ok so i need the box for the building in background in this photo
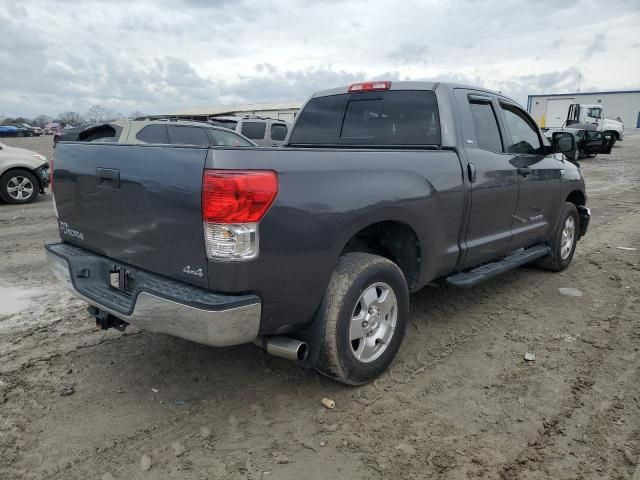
[527,90,640,129]
[147,101,303,123]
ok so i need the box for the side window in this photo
[135,124,168,144]
[240,122,266,140]
[270,123,288,141]
[468,101,503,152]
[208,129,253,147]
[167,126,211,146]
[500,104,542,154]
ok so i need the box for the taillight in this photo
[202,170,278,261]
[348,81,391,92]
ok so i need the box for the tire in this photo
[316,252,409,385]
[0,170,39,204]
[535,202,579,272]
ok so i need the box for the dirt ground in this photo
[1,134,639,480]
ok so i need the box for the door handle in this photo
[517,167,532,178]
[467,163,476,183]
[97,168,120,188]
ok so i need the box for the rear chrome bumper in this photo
[46,242,261,347]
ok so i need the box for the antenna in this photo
[577,72,581,93]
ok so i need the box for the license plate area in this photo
[109,264,136,296]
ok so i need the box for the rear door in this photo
[454,89,519,268]
[53,142,210,287]
[498,101,562,250]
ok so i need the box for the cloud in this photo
[0,0,639,118]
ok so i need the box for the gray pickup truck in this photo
[46,81,612,384]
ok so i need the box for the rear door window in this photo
[167,126,211,146]
[240,122,266,140]
[135,124,168,144]
[270,123,288,141]
[289,90,440,146]
[469,101,503,152]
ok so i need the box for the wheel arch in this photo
[338,220,422,291]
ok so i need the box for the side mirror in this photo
[552,131,576,155]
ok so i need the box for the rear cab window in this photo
[240,122,267,140]
[289,90,440,147]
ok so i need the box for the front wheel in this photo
[316,253,409,385]
[535,202,579,272]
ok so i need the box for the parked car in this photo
[0,142,49,204]
[0,126,21,138]
[74,119,257,147]
[16,123,42,136]
[43,123,60,135]
[207,115,291,147]
[543,126,614,160]
[46,81,613,384]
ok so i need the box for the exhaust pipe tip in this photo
[255,336,309,362]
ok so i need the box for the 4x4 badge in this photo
[182,266,204,278]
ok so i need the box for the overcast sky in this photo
[1,0,639,118]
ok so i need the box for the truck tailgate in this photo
[53,142,210,288]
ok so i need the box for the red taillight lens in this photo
[202,170,278,223]
[348,81,391,92]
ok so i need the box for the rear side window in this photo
[208,129,253,147]
[167,126,211,146]
[270,123,288,141]
[289,90,440,146]
[469,101,503,152]
[240,122,266,140]
[135,124,168,143]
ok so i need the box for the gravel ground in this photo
[1,135,639,480]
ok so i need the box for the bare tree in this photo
[128,110,146,120]
[85,105,121,123]
[32,115,52,128]
[58,111,85,126]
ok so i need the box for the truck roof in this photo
[310,80,520,106]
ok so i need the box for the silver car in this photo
[0,142,49,204]
[72,119,257,148]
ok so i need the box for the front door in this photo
[498,102,562,250]
[454,89,519,268]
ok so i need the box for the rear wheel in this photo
[535,202,579,272]
[316,253,409,385]
[0,170,39,204]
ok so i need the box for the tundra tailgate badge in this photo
[58,221,84,240]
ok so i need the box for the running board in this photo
[446,245,550,289]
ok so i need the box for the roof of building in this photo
[158,101,304,117]
[528,89,640,99]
